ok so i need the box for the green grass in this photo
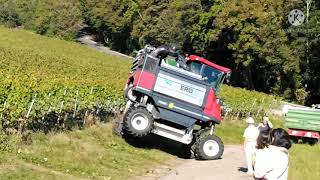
[216,120,247,145]
[289,144,320,180]
[216,115,284,145]
[0,123,173,180]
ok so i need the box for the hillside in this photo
[0,26,130,92]
[0,124,175,180]
[0,26,131,125]
[0,26,318,180]
[0,26,282,128]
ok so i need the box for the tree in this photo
[193,0,304,101]
[31,0,83,40]
[80,0,139,53]
[0,0,21,27]
[132,0,203,52]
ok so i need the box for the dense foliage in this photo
[0,0,83,40]
[78,0,320,105]
[0,0,320,104]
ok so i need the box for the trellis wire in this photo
[0,85,124,133]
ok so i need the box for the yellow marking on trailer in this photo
[168,103,175,109]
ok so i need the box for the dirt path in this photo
[137,145,252,180]
[77,35,132,60]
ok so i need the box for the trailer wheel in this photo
[123,107,153,137]
[302,137,318,146]
[309,139,318,145]
[194,134,224,160]
[290,136,299,144]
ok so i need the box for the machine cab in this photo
[186,55,231,93]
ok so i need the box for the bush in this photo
[0,0,21,27]
[0,131,13,152]
[0,0,83,40]
[31,0,83,40]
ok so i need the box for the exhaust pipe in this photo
[150,47,169,58]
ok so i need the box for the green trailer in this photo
[284,106,320,144]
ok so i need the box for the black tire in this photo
[309,139,319,146]
[290,136,299,144]
[123,107,153,137]
[194,134,224,160]
[302,137,318,146]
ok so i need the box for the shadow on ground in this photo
[238,167,248,173]
[123,134,193,159]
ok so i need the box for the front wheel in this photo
[123,107,154,137]
[290,136,299,144]
[194,134,224,160]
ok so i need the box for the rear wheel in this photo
[123,107,153,137]
[302,137,319,146]
[194,134,224,160]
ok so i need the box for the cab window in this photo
[188,61,223,89]
[189,61,202,74]
[201,65,223,88]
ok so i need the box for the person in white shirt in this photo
[243,117,259,175]
[253,128,292,180]
[252,130,271,168]
[257,116,273,132]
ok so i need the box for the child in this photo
[243,117,259,175]
[252,130,271,167]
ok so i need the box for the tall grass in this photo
[0,123,173,180]
[289,144,320,180]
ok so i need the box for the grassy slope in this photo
[0,124,173,180]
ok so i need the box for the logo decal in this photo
[165,79,173,86]
[180,85,194,94]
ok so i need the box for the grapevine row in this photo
[0,85,125,131]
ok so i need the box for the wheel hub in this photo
[131,113,149,131]
[203,140,220,157]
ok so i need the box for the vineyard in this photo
[220,85,280,120]
[0,26,130,132]
[0,26,281,135]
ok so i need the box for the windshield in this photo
[188,61,224,88]
[202,65,223,87]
